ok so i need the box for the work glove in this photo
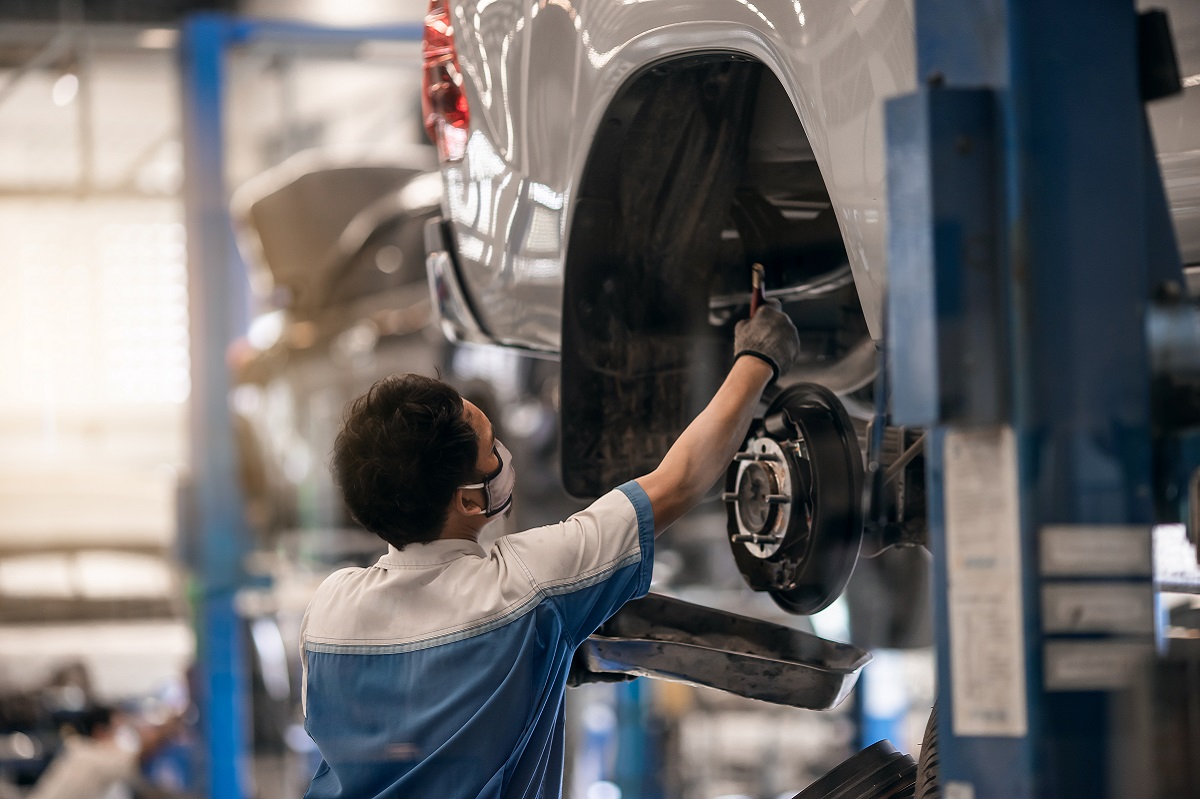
[733,299,801,381]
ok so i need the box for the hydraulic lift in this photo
[880,0,1199,797]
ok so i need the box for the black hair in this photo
[332,374,480,548]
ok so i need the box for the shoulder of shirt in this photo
[305,565,366,611]
[317,565,365,590]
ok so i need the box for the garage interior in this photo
[0,1,1198,798]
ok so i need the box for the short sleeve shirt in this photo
[300,480,655,799]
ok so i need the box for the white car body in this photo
[437,0,919,349]
[427,0,1200,492]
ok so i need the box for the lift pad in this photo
[577,593,870,710]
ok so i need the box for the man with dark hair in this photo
[332,374,484,545]
[301,303,801,798]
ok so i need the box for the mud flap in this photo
[560,60,762,496]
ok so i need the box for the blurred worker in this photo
[29,706,182,799]
[300,302,800,798]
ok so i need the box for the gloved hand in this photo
[734,299,801,380]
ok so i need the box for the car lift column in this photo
[886,1,1181,797]
[180,15,253,798]
[180,17,424,796]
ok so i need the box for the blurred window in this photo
[0,199,189,408]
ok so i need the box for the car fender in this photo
[444,0,917,349]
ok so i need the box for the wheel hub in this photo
[727,437,795,558]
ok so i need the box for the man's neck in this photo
[438,516,483,543]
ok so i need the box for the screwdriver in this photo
[750,262,766,317]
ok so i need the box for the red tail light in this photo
[422,0,469,161]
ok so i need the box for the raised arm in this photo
[635,302,800,532]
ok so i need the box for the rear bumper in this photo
[424,216,497,348]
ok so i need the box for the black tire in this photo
[791,739,916,798]
[915,703,940,799]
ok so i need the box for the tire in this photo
[790,739,916,798]
[915,703,940,799]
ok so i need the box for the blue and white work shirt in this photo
[300,481,655,799]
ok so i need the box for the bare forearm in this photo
[636,356,773,531]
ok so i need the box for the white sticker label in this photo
[1044,640,1153,691]
[1041,526,1151,576]
[1042,583,1153,634]
[1154,523,1200,591]
[944,427,1028,737]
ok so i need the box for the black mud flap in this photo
[560,59,762,496]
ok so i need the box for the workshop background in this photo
[0,2,935,798]
[0,1,1197,798]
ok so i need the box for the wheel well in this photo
[560,55,867,497]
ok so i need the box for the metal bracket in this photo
[886,87,1008,427]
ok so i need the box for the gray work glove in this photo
[734,299,801,381]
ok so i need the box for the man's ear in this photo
[454,488,485,516]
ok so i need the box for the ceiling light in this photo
[51,73,78,107]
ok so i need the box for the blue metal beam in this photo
[226,18,423,46]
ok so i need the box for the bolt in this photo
[731,534,780,544]
[734,452,778,462]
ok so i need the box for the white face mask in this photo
[459,438,515,517]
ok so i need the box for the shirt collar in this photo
[377,538,486,568]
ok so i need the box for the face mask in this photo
[460,438,515,517]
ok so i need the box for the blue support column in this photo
[887,1,1182,797]
[180,15,251,798]
[613,680,661,799]
[178,18,425,796]
[855,650,908,751]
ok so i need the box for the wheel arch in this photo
[558,48,863,496]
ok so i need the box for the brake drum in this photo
[724,383,865,615]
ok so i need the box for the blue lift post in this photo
[886,1,1183,798]
[179,16,421,796]
[180,16,253,798]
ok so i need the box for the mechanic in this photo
[299,301,800,799]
